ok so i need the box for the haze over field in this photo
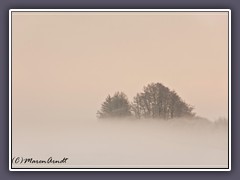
[13,117,228,168]
[12,11,229,168]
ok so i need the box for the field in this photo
[12,117,228,168]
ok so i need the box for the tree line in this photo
[97,83,195,119]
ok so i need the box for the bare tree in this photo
[131,83,194,119]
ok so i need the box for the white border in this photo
[9,9,12,172]
[228,9,231,171]
[9,9,231,171]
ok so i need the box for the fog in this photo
[13,117,228,168]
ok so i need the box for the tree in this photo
[168,90,194,118]
[131,83,194,119]
[97,92,132,119]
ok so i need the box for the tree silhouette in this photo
[97,83,195,119]
[131,83,194,119]
[97,92,132,119]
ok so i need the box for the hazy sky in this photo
[12,11,229,121]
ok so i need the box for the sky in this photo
[12,11,229,122]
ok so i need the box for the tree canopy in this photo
[131,83,194,119]
[97,83,195,120]
[97,92,132,119]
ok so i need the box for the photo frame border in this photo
[9,9,231,171]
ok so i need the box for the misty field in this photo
[13,117,228,168]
